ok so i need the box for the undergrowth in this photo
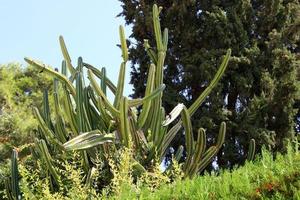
[113,142,300,200]
[3,142,299,199]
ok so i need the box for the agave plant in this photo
[18,4,254,193]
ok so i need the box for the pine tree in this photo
[118,0,300,168]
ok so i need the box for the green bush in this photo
[116,141,300,200]
[4,141,299,199]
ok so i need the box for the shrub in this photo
[126,141,300,200]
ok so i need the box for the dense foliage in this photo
[118,0,300,168]
[0,64,52,161]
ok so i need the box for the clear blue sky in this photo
[0,0,133,96]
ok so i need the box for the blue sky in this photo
[0,0,133,96]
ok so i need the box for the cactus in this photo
[5,149,21,200]
[247,139,256,161]
[17,5,257,195]
[181,108,227,178]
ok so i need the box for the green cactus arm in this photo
[174,145,184,162]
[53,79,61,116]
[128,84,166,107]
[75,58,92,132]
[128,113,142,150]
[83,62,117,94]
[5,178,14,200]
[53,79,68,143]
[42,90,52,128]
[101,67,107,95]
[181,107,194,157]
[75,71,85,132]
[114,62,126,109]
[11,149,20,200]
[188,49,231,116]
[59,36,76,75]
[155,52,166,89]
[137,64,155,128]
[193,146,218,177]
[61,59,67,75]
[162,28,168,51]
[154,108,167,156]
[135,129,149,149]
[60,60,79,134]
[188,128,206,176]
[87,99,108,130]
[97,96,114,126]
[144,40,158,64]
[119,97,131,147]
[66,133,115,151]
[24,57,76,97]
[119,25,128,62]
[152,4,163,51]
[152,4,165,88]
[148,118,167,160]
[63,130,103,147]
[63,130,115,150]
[216,122,226,149]
[36,139,60,186]
[87,69,120,116]
[247,139,256,161]
[61,85,79,135]
[83,88,94,131]
[53,123,67,144]
[160,121,182,158]
[33,107,64,150]
[181,106,195,173]
[148,103,162,143]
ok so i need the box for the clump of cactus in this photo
[6,4,255,197]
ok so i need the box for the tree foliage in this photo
[0,64,52,161]
[118,0,300,168]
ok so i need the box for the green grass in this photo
[115,144,300,200]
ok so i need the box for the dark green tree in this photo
[118,0,300,168]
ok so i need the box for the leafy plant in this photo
[114,141,300,200]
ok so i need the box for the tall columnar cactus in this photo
[17,5,257,195]
[5,149,21,200]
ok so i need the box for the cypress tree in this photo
[118,0,300,168]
